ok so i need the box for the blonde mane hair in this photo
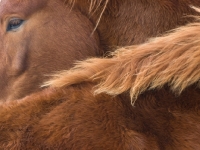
[67,0,109,32]
[44,8,200,104]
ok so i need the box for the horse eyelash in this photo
[7,18,24,32]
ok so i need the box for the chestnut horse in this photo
[1,0,200,102]
[0,16,199,149]
[0,0,101,101]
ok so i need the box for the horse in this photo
[48,12,200,102]
[0,14,199,149]
[73,0,200,50]
[1,0,200,102]
[0,0,101,101]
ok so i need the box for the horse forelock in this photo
[66,0,108,12]
[65,0,109,32]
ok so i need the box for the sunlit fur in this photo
[0,18,200,148]
[1,0,200,101]
[0,1,200,149]
[0,0,100,101]
[45,15,200,104]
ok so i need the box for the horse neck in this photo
[75,0,200,51]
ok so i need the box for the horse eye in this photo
[7,18,24,31]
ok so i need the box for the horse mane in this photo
[66,0,109,32]
[67,0,108,11]
[44,9,200,104]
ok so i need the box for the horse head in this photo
[0,0,101,101]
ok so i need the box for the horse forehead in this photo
[0,0,47,17]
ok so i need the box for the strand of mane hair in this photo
[44,12,200,104]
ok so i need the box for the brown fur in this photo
[0,13,199,149]
[0,84,199,149]
[1,0,200,101]
[0,0,100,101]
[73,0,200,50]
[46,16,200,104]
[0,1,200,149]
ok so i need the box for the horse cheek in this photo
[4,33,29,77]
